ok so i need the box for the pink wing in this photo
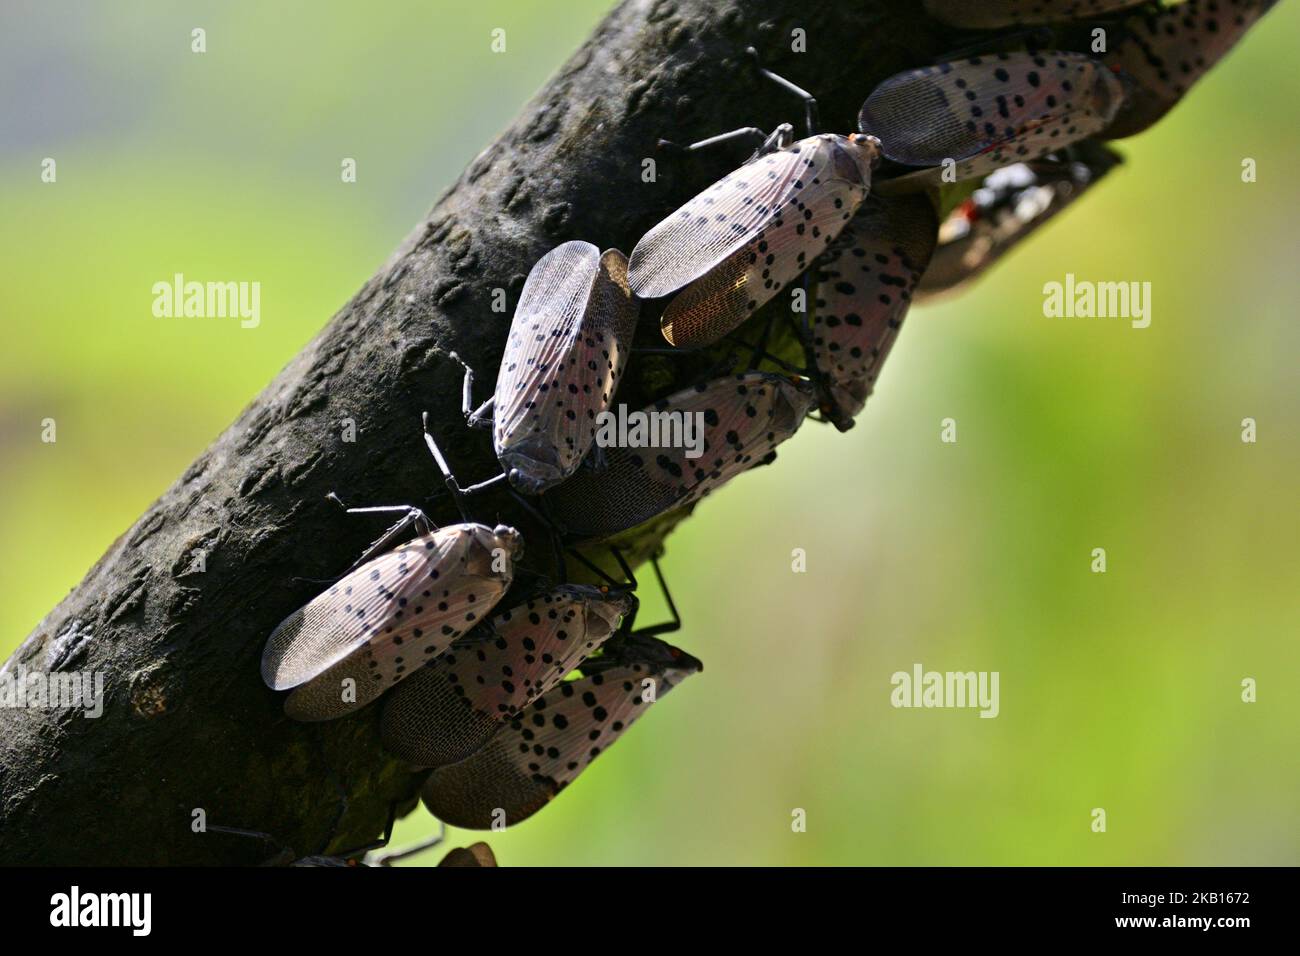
[380,586,632,767]
[811,193,937,428]
[421,637,702,828]
[261,523,520,721]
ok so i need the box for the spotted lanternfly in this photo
[543,371,817,539]
[452,240,638,496]
[1103,0,1278,139]
[918,140,1123,301]
[629,129,880,349]
[420,632,702,829]
[862,50,1124,193]
[922,0,1150,29]
[261,522,521,721]
[379,585,634,768]
[807,193,939,431]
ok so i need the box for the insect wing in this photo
[660,175,866,347]
[1104,0,1277,138]
[380,586,633,767]
[664,373,816,511]
[494,242,638,493]
[811,193,938,430]
[264,524,520,721]
[862,51,1123,191]
[545,372,816,539]
[629,136,849,301]
[922,0,1150,29]
[421,636,702,829]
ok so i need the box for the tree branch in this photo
[0,0,964,864]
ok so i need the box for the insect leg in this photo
[659,126,769,155]
[724,333,810,376]
[633,550,682,637]
[467,397,495,429]
[325,493,433,568]
[749,311,778,370]
[447,351,495,429]
[331,800,399,861]
[585,442,609,474]
[421,412,478,522]
[459,472,510,495]
[368,821,447,867]
[565,544,635,593]
[779,269,837,407]
[206,824,297,866]
[502,487,569,580]
[931,26,1055,63]
[745,47,819,136]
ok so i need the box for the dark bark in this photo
[0,0,952,864]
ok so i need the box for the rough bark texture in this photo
[0,0,955,864]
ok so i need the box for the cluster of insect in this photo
[255,0,1272,862]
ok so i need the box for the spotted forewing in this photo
[544,371,817,539]
[862,51,1123,192]
[420,633,703,829]
[922,0,1150,29]
[493,241,638,494]
[380,585,633,767]
[629,134,879,348]
[1103,0,1278,138]
[261,523,521,721]
[809,193,938,430]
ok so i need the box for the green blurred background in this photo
[2,1,1296,865]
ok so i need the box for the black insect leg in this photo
[421,412,493,523]
[749,311,778,370]
[331,800,400,861]
[205,824,297,866]
[723,332,810,376]
[932,26,1055,63]
[421,413,572,577]
[566,543,637,594]
[632,550,682,638]
[745,47,819,136]
[506,489,570,582]
[368,821,447,867]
